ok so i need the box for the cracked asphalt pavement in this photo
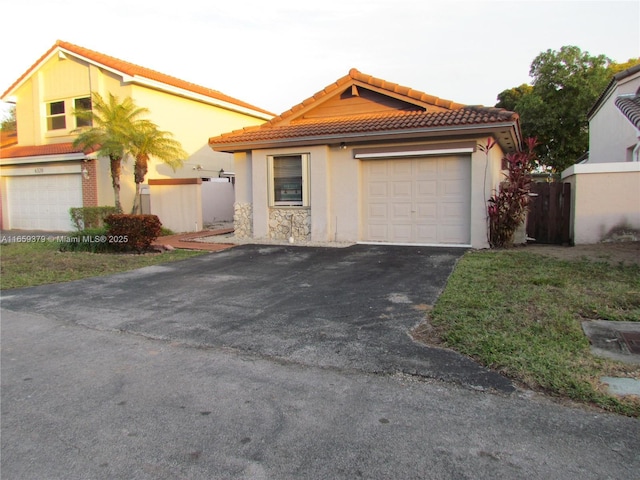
[2,244,639,479]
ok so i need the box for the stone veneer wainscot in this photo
[269,208,311,241]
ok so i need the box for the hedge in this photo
[104,214,163,253]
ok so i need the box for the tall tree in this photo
[0,104,16,131]
[128,121,186,214]
[495,46,618,172]
[73,93,149,212]
[608,58,640,75]
[495,84,532,112]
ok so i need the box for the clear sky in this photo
[1,0,638,120]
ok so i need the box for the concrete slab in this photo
[581,320,640,365]
[601,377,640,397]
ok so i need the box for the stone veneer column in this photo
[234,203,253,238]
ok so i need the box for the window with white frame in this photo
[46,96,92,131]
[268,154,310,206]
[47,101,66,130]
[74,97,92,128]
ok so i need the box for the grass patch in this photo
[0,241,206,289]
[427,250,640,417]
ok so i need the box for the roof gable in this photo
[209,68,520,152]
[2,40,273,119]
[588,63,640,120]
[267,68,464,127]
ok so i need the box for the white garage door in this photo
[7,174,83,231]
[362,156,471,245]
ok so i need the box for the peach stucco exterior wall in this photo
[563,163,640,244]
[237,137,504,248]
[6,52,269,218]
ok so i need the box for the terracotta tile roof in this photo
[266,68,465,126]
[209,68,518,151]
[0,142,92,159]
[210,106,518,147]
[615,94,640,130]
[0,130,17,148]
[2,40,274,117]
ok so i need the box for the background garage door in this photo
[7,174,82,231]
[362,156,471,244]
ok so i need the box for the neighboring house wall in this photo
[562,162,640,244]
[562,65,640,245]
[1,41,272,231]
[587,69,640,163]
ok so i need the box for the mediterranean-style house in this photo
[209,69,522,249]
[0,40,273,232]
[561,64,640,244]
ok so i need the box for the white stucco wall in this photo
[562,162,640,244]
[148,179,203,233]
[588,72,640,164]
[239,137,504,248]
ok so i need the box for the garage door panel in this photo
[416,202,437,220]
[363,156,470,244]
[368,203,388,221]
[392,160,412,175]
[416,225,437,243]
[391,224,412,242]
[392,202,412,218]
[368,162,388,176]
[368,181,388,197]
[8,174,82,231]
[367,224,388,241]
[416,180,437,196]
[392,181,412,197]
[416,159,437,176]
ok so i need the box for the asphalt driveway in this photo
[1,244,512,392]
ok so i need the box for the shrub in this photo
[104,214,162,253]
[69,206,120,231]
[485,138,537,248]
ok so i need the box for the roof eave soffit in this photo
[211,122,521,154]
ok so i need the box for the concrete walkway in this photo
[153,228,236,252]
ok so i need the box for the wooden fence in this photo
[526,182,571,245]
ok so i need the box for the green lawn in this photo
[0,241,206,289]
[418,249,640,416]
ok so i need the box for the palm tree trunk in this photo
[110,155,123,213]
[131,154,149,214]
[131,182,142,214]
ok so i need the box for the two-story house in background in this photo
[561,63,640,244]
[0,40,273,232]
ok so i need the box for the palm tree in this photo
[73,93,149,212]
[128,121,186,214]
